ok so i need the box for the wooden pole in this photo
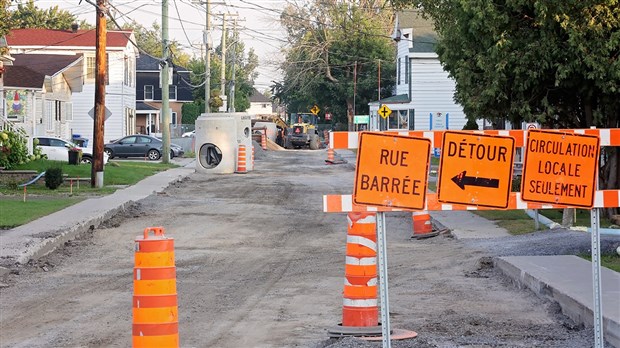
[92,0,107,188]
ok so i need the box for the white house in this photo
[246,88,274,118]
[4,54,84,146]
[369,9,483,131]
[7,28,139,143]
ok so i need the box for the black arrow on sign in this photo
[451,171,499,190]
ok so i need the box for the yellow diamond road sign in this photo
[378,104,392,119]
[311,105,320,115]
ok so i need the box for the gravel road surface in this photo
[1,149,618,347]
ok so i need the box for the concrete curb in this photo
[494,255,620,348]
[0,163,195,270]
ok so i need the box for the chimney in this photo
[71,23,79,33]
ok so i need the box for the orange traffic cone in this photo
[261,132,267,150]
[251,145,255,171]
[133,227,179,348]
[236,144,247,174]
[411,211,438,239]
[327,148,335,162]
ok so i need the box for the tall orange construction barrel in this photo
[133,227,179,347]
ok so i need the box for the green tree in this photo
[119,21,191,67]
[185,29,258,113]
[277,0,396,130]
[394,0,620,215]
[0,0,13,39]
[10,0,78,30]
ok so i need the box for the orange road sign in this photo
[437,131,515,208]
[354,132,431,210]
[520,129,600,208]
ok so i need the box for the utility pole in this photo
[220,13,227,112]
[92,0,107,188]
[161,0,170,163]
[204,0,211,113]
[228,17,237,112]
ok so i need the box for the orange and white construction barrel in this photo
[133,227,179,348]
[411,211,438,239]
[236,144,247,173]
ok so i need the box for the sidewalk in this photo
[0,158,196,272]
[432,209,620,348]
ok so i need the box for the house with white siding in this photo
[6,28,138,143]
[369,9,482,131]
[246,88,274,117]
[4,54,84,145]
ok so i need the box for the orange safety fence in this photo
[329,128,620,150]
[323,190,620,213]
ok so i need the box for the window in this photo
[171,112,177,125]
[45,101,53,131]
[86,56,96,80]
[144,85,154,100]
[405,56,409,84]
[124,56,134,87]
[137,136,151,144]
[169,86,177,100]
[388,109,410,130]
[397,58,401,85]
[86,54,109,84]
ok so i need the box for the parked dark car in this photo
[104,135,184,161]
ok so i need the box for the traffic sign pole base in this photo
[325,159,347,165]
[327,324,417,340]
[411,230,440,240]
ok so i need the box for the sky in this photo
[35,0,290,92]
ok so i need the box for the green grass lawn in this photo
[474,210,540,235]
[0,160,177,228]
[0,196,85,228]
[579,253,620,273]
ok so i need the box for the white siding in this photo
[395,29,413,96]
[410,57,465,130]
[66,49,136,142]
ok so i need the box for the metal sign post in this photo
[591,208,603,347]
[376,212,391,347]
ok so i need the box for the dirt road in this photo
[0,149,604,347]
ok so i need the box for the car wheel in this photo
[104,148,114,159]
[170,150,175,159]
[148,149,161,161]
[81,156,92,164]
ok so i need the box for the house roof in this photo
[11,53,84,92]
[12,54,82,76]
[249,88,271,103]
[4,65,44,89]
[397,9,438,53]
[136,101,160,111]
[6,28,132,48]
[136,51,189,71]
[379,94,411,104]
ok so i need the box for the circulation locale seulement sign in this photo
[521,130,600,208]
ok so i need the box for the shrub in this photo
[0,130,29,169]
[45,167,63,190]
[462,118,479,130]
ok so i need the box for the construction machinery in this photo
[288,113,321,150]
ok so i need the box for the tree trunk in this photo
[561,208,574,227]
